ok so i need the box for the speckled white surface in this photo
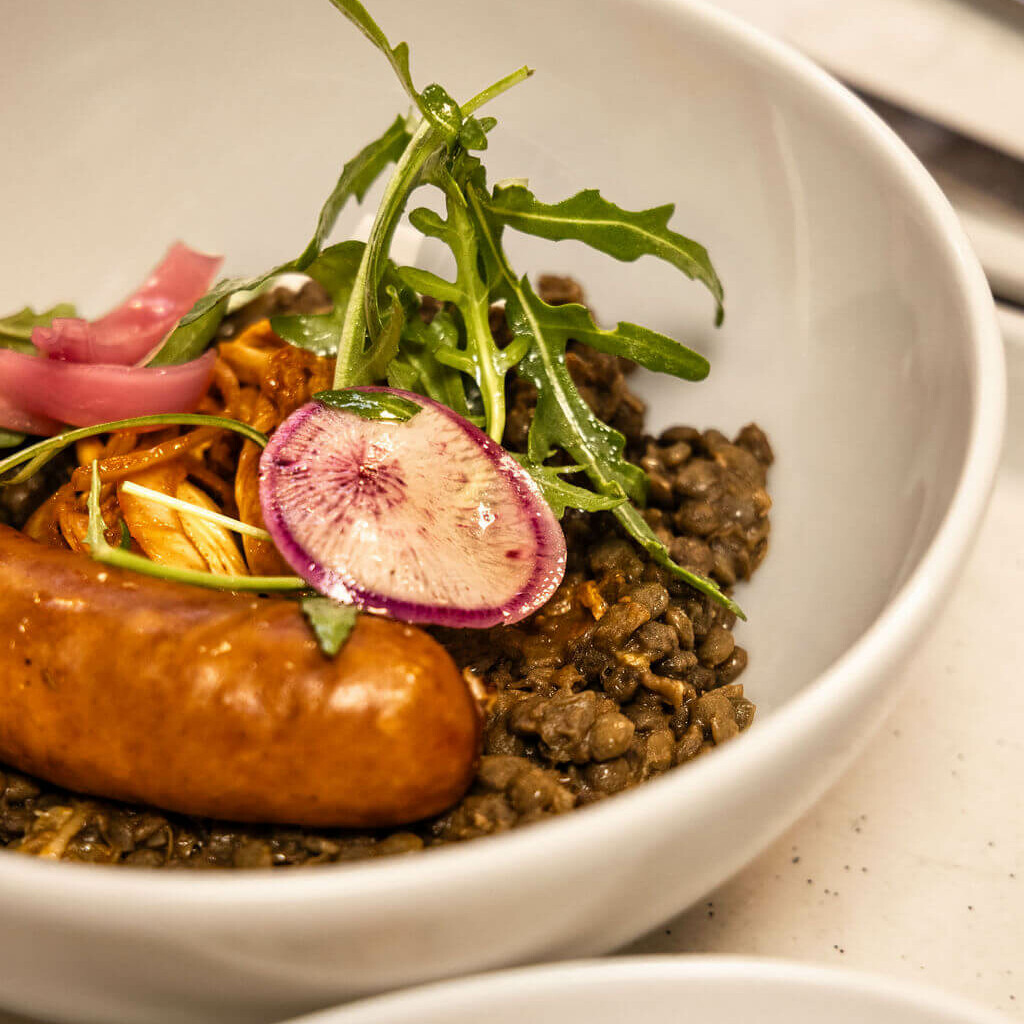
[626,328,1024,1018]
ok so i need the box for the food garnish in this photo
[0,0,742,653]
[31,243,220,365]
[0,348,217,428]
[259,387,566,627]
[300,596,360,658]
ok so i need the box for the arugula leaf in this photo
[418,83,464,141]
[505,278,648,504]
[459,115,495,151]
[0,430,27,450]
[270,241,365,356]
[392,310,473,419]
[614,502,745,620]
[323,0,418,106]
[0,303,76,353]
[485,184,724,325]
[386,358,417,392]
[516,300,709,382]
[314,387,420,421]
[295,114,412,267]
[301,596,359,657]
[148,296,228,366]
[512,456,625,518]
[172,273,277,332]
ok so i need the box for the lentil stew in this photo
[0,277,772,868]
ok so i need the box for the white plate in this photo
[288,957,1015,1024]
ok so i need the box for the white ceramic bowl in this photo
[287,958,1014,1024]
[0,1,1004,1022]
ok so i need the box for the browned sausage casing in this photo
[0,524,481,827]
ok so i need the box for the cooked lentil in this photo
[0,276,772,868]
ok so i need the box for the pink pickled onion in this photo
[0,348,217,429]
[31,242,221,365]
[0,394,62,436]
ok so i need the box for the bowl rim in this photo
[283,956,1014,1023]
[0,0,1004,907]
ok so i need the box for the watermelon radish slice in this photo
[258,387,567,628]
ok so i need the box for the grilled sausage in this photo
[0,524,481,827]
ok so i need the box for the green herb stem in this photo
[90,547,305,593]
[333,118,439,389]
[461,65,534,116]
[0,414,267,488]
[86,462,302,592]
[613,502,745,620]
[119,481,273,541]
[435,171,507,442]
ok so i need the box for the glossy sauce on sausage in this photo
[0,524,481,827]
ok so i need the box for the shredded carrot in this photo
[24,318,336,579]
[69,427,220,491]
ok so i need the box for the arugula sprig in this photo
[59,0,737,617]
[473,214,742,617]
[323,0,419,108]
[397,167,527,442]
[329,70,530,392]
[309,1,740,616]
[511,456,626,519]
[484,184,724,326]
